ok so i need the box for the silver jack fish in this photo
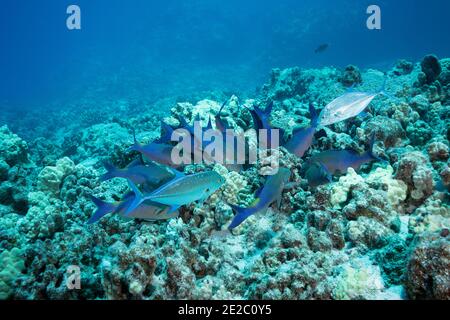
[318,79,394,127]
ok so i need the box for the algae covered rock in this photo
[339,65,362,87]
[37,157,75,195]
[0,125,28,166]
[394,151,435,202]
[261,67,310,101]
[420,55,442,84]
[406,231,450,299]
[0,247,25,299]
[392,59,414,76]
[332,257,386,300]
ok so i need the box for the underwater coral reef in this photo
[0,55,449,300]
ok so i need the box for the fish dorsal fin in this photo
[124,180,144,216]
[103,161,116,172]
[249,108,263,129]
[169,167,185,180]
[156,121,174,144]
[205,116,213,130]
[309,103,319,127]
[178,115,189,128]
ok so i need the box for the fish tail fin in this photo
[88,196,116,224]
[309,103,319,127]
[156,121,174,144]
[253,101,273,121]
[128,129,142,152]
[100,161,117,181]
[264,101,274,114]
[125,180,144,215]
[379,77,401,103]
[228,204,256,230]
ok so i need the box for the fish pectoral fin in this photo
[317,162,332,182]
[168,205,180,213]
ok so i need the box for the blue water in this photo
[1,0,450,108]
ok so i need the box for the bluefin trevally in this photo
[318,79,394,127]
[100,159,174,185]
[283,103,319,158]
[88,193,177,224]
[128,130,181,168]
[125,169,225,214]
[306,135,381,187]
[227,168,291,230]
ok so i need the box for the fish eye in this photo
[205,188,210,193]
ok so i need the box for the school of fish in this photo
[90,83,396,231]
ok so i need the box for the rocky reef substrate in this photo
[0,55,449,300]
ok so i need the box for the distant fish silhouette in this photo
[314,44,329,54]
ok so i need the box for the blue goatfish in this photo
[227,168,291,230]
[306,135,381,187]
[283,104,318,158]
[88,193,178,224]
[126,170,225,214]
[318,79,392,127]
[100,159,174,186]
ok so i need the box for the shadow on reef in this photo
[0,54,449,300]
